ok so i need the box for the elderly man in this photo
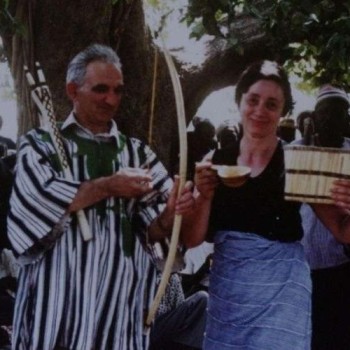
[8,44,193,350]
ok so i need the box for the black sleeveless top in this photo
[208,140,303,242]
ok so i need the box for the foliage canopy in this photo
[184,0,350,89]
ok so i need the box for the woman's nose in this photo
[255,101,266,114]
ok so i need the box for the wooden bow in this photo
[24,62,92,241]
[144,40,188,329]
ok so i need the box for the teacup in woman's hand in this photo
[211,165,251,188]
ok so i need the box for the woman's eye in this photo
[266,101,278,111]
[247,97,259,106]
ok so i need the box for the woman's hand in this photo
[148,176,194,240]
[167,176,194,217]
[194,161,219,200]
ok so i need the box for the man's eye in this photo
[114,86,124,95]
[92,85,109,93]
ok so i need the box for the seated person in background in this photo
[181,241,214,296]
[187,117,217,180]
[0,248,18,348]
[296,110,315,145]
[216,120,241,149]
[0,153,17,349]
[0,153,16,251]
[150,273,208,350]
[277,117,296,143]
[0,115,16,158]
[170,116,217,180]
[295,84,350,350]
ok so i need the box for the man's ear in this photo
[66,82,78,101]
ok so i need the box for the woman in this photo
[182,60,350,349]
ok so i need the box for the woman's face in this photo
[239,79,285,139]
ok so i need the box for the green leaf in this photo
[185,0,350,87]
[146,0,161,7]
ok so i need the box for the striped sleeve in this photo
[8,130,80,256]
[124,139,185,266]
[127,141,172,229]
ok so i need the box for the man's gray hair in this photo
[66,44,122,85]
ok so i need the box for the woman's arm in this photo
[181,161,219,248]
[181,191,213,247]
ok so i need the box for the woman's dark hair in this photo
[235,60,294,116]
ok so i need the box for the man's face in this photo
[67,61,124,134]
[314,98,349,147]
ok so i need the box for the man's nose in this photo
[105,91,120,106]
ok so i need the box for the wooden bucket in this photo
[284,145,350,204]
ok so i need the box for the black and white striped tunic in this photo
[8,115,172,349]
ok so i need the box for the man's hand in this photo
[106,167,153,198]
[331,179,350,214]
[68,167,153,213]
[148,176,194,240]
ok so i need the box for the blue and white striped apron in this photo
[204,231,311,350]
